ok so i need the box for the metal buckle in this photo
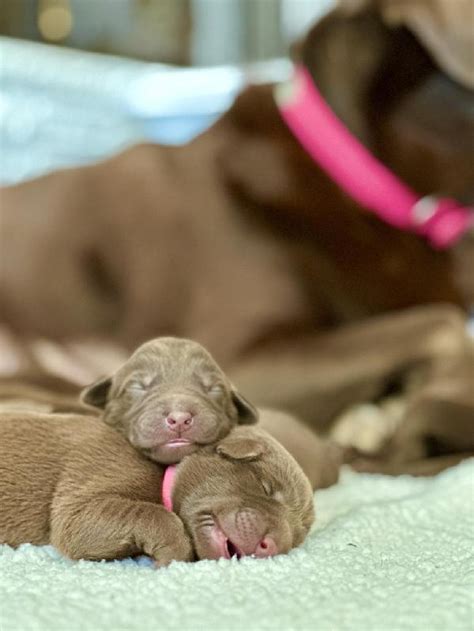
[411,195,439,225]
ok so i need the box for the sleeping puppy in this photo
[0,412,317,565]
[80,337,258,464]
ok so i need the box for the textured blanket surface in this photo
[1,461,473,631]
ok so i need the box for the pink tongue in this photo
[209,525,233,559]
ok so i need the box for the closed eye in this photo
[207,384,224,397]
[126,377,153,395]
[124,372,157,395]
[262,481,285,502]
[128,382,147,395]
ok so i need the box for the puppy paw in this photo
[153,536,194,567]
[152,513,194,567]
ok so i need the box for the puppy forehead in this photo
[184,448,310,517]
[226,456,307,511]
[221,440,289,482]
[257,442,312,504]
[255,451,290,483]
[123,339,222,380]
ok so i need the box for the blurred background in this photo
[1,0,333,64]
[0,0,333,184]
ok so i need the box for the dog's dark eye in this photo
[262,481,273,496]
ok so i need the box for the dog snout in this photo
[254,536,277,558]
[219,508,278,557]
[165,411,194,431]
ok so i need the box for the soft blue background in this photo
[0,36,289,185]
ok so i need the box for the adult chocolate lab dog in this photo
[0,1,473,471]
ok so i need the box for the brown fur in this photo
[0,3,473,474]
[80,337,257,464]
[258,409,343,490]
[233,304,474,472]
[0,409,320,564]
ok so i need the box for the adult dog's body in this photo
[0,3,473,470]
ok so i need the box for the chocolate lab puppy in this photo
[0,334,344,485]
[0,1,472,472]
[80,337,258,464]
[0,411,320,564]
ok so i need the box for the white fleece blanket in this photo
[1,462,473,631]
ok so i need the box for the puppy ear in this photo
[80,376,112,409]
[217,432,267,461]
[231,390,259,425]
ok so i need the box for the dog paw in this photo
[330,397,406,453]
[152,513,194,567]
[154,538,194,568]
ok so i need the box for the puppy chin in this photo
[148,441,198,464]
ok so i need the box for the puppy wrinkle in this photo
[174,420,333,557]
[82,336,256,465]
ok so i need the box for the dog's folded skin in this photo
[0,411,319,564]
[80,336,258,464]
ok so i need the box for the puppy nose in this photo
[165,412,194,430]
[254,536,277,558]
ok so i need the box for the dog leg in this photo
[351,452,474,477]
[50,495,193,566]
[330,396,407,454]
[231,305,473,469]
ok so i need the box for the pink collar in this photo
[275,65,473,249]
[162,465,177,512]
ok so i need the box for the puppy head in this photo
[81,337,258,464]
[173,426,315,560]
